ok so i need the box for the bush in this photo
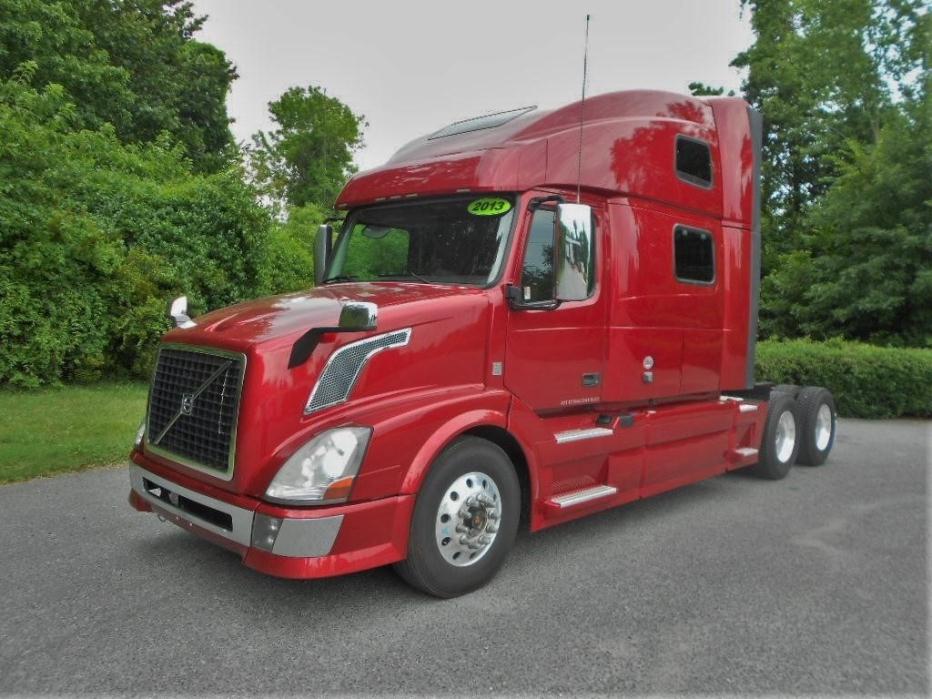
[0,80,273,386]
[756,339,932,418]
[259,204,320,294]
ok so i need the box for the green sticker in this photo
[467,197,512,216]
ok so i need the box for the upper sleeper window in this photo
[674,226,715,284]
[675,136,713,188]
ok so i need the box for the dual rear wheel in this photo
[753,385,836,480]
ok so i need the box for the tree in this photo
[761,107,931,345]
[731,0,895,266]
[0,0,237,171]
[249,85,366,212]
[697,0,929,346]
[687,82,735,97]
[0,78,271,385]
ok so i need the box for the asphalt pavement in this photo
[0,418,927,695]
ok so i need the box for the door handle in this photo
[582,372,601,387]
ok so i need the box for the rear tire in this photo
[795,387,836,466]
[394,436,520,598]
[772,383,800,398]
[752,392,800,480]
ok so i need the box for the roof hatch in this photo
[428,105,536,140]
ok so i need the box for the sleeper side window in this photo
[675,136,713,188]
[674,226,715,284]
[520,209,556,302]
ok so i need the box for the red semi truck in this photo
[128,90,837,597]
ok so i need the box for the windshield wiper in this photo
[323,275,359,284]
[375,272,432,284]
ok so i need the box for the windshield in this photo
[324,195,515,286]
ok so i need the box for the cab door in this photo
[503,199,607,413]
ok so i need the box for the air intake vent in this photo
[305,329,411,414]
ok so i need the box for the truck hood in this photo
[176,282,472,346]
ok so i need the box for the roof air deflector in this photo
[428,105,536,140]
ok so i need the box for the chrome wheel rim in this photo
[815,403,833,451]
[434,471,501,567]
[775,410,797,463]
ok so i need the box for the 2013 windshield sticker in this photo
[467,197,512,216]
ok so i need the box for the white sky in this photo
[191,1,753,172]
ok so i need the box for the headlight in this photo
[134,421,146,448]
[265,427,371,504]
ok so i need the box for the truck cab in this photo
[129,90,837,597]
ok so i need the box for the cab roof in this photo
[336,90,754,225]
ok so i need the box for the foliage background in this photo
[756,339,932,418]
[0,0,363,386]
[723,0,930,347]
[0,0,929,415]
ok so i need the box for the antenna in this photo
[576,13,591,204]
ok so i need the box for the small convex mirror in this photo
[554,203,594,302]
[337,301,378,331]
[169,295,195,329]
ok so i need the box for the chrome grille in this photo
[306,329,411,413]
[146,346,245,477]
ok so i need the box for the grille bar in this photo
[146,345,245,479]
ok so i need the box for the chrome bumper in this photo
[129,464,342,557]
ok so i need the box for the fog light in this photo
[251,514,283,552]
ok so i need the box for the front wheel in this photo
[394,436,520,598]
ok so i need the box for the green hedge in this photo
[0,80,280,387]
[756,339,932,418]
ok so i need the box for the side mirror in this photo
[554,203,594,302]
[314,224,333,285]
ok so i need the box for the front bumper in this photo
[128,459,415,579]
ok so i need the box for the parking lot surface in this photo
[0,418,927,695]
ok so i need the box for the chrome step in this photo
[554,427,614,444]
[727,446,759,466]
[547,484,618,509]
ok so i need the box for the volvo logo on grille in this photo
[180,393,195,415]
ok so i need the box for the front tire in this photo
[394,436,520,598]
[752,392,800,480]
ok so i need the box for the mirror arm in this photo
[314,224,334,285]
[528,194,565,211]
[288,302,379,369]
